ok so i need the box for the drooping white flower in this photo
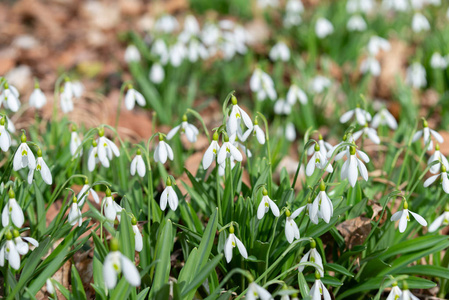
[257,189,280,219]
[187,39,209,62]
[67,197,82,227]
[227,95,253,141]
[340,106,372,125]
[287,84,307,105]
[246,282,273,300]
[217,134,243,165]
[224,226,248,263]
[70,126,83,158]
[15,230,39,256]
[428,207,449,232]
[202,132,220,169]
[154,135,174,164]
[153,15,179,33]
[77,179,100,206]
[310,181,333,223]
[179,15,200,43]
[151,39,169,65]
[283,0,304,28]
[391,201,427,233]
[252,120,266,145]
[285,207,304,244]
[130,149,146,178]
[28,149,52,185]
[398,286,420,300]
[131,217,143,252]
[423,164,449,193]
[352,124,381,144]
[169,42,187,67]
[103,239,141,289]
[285,122,296,142]
[315,18,334,39]
[360,56,381,76]
[430,52,448,69]
[273,98,291,115]
[124,45,141,63]
[298,241,324,276]
[412,13,430,33]
[149,63,165,84]
[371,108,397,130]
[347,15,367,32]
[2,189,24,228]
[367,36,391,56]
[0,233,20,270]
[96,128,120,167]
[87,140,101,172]
[412,119,443,151]
[0,117,11,152]
[382,0,409,11]
[306,143,333,177]
[29,84,47,109]
[427,144,448,174]
[160,177,178,211]
[64,80,84,99]
[406,62,426,89]
[309,76,331,94]
[250,68,277,101]
[310,274,331,300]
[167,115,199,143]
[386,283,402,300]
[307,134,333,157]
[102,189,122,223]
[125,86,145,111]
[60,87,73,113]
[257,0,279,9]
[13,133,36,171]
[0,83,20,112]
[346,0,374,13]
[232,135,252,159]
[269,42,290,62]
[340,145,370,187]
[46,279,55,296]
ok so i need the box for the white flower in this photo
[428,209,449,232]
[217,134,243,165]
[257,189,280,219]
[160,177,178,211]
[227,96,253,141]
[124,45,141,63]
[308,135,333,157]
[352,125,381,144]
[103,189,122,223]
[298,245,324,275]
[0,237,20,270]
[187,39,208,62]
[285,207,304,244]
[224,226,248,263]
[309,76,331,94]
[285,122,296,141]
[386,283,402,300]
[103,242,141,289]
[218,157,236,176]
[202,133,220,169]
[149,63,165,84]
[347,15,367,32]
[28,150,52,185]
[283,0,304,28]
[430,52,447,69]
[64,80,84,99]
[70,128,83,158]
[87,140,101,172]
[274,99,292,115]
[68,199,82,227]
[125,87,145,111]
[154,135,174,164]
[97,129,121,165]
[132,221,143,252]
[427,144,448,174]
[13,134,36,171]
[0,117,11,152]
[340,106,372,125]
[391,201,427,233]
[412,13,430,33]
[360,56,381,76]
[169,42,187,67]
[399,289,420,300]
[252,122,266,145]
[371,108,397,130]
[77,180,100,206]
[60,88,73,113]
[382,0,409,11]
[250,68,277,101]
[346,0,374,13]
[0,83,20,112]
[29,86,47,109]
[179,15,200,43]
[151,39,169,65]
[412,120,443,151]
[257,0,279,9]
[154,15,179,33]
[310,181,333,223]
[367,36,391,56]
[406,62,426,89]
[130,150,146,178]
[246,282,273,300]
[327,134,355,159]
[46,279,55,296]
[167,116,199,143]
[340,146,370,187]
[423,166,449,193]
[306,144,333,177]
[310,275,331,300]
[315,18,334,39]
[287,84,307,105]
[2,190,24,228]
[269,42,290,62]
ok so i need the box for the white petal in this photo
[234,236,248,259]
[125,90,135,111]
[268,199,280,217]
[390,211,403,221]
[410,211,427,226]
[224,235,234,263]
[202,144,215,169]
[166,125,181,140]
[120,254,141,286]
[130,156,138,175]
[7,243,20,270]
[424,174,440,187]
[412,131,422,142]
[357,159,369,181]
[103,254,118,289]
[11,199,24,228]
[257,199,266,220]
[339,110,354,123]
[160,187,169,211]
[229,144,243,162]
[348,156,358,187]
[399,210,409,233]
[137,156,146,177]
[306,153,317,176]
[428,213,445,232]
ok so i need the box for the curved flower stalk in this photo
[167,114,199,143]
[131,217,143,252]
[311,180,333,224]
[224,225,248,263]
[315,18,334,39]
[70,125,83,158]
[310,272,331,300]
[0,82,20,112]
[371,108,397,130]
[246,282,273,300]
[217,133,243,165]
[306,143,333,177]
[339,145,370,187]
[257,188,280,219]
[124,85,146,111]
[352,124,381,145]
[269,41,290,62]
[203,132,220,169]
[160,176,178,211]
[427,144,448,174]
[423,164,449,193]
[130,149,146,178]
[102,188,122,223]
[28,148,52,185]
[227,95,253,140]
[391,200,427,233]
[154,134,174,164]
[298,240,324,276]
[285,207,304,243]
[386,282,402,300]
[428,204,449,232]
[412,119,443,151]
[339,105,372,125]
[250,67,277,101]
[2,189,24,228]
[13,133,36,171]
[327,134,354,160]
[286,84,307,105]
[0,116,11,152]
[77,178,100,206]
[103,239,141,289]
[29,82,47,109]
[68,196,82,227]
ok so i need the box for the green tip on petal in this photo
[8,188,15,199]
[229,225,235,234]
[21,133,27,143]
[106,188,112,197]
[319,180,326,191]
[166,176,172,186]
[231,95,237,105]
[131,216,137,225]
[37,148,42,157]
[262,188,268,196]
[5,230,13,240]
[84,178,89,185]
[182,114,188,122]
[213,131,219,141]
[110,238,119,252]
[310,239,316,248]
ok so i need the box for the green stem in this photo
[115,82,130,132]
[216,166,222,224]
[264,215,281,285]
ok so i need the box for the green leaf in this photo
[393,265,449,280]
[119,210,135,260]
[70,264,87,300]
[181,254,223,297]
[325,263,354,277]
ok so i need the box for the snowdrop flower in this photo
[77,178,100,206]
[287,84,307,105]
[46,279,55,296]
[308,134,333,157]
[252,118,266,145]
[13,133,36,171]
[28,148,52,185]
[154,134,174,164]
[306,143,333,176]
[382,0,409,11]
[298,240,324,276]
[131,217,143,252]
[340,145,370,187]
[217,134,243,165]
[87,140,101,172]
[203,132,220,169]
[285,207,304,243]
[227,95,253,140]
[246,282,273,300]
[232,135,252,158]
[154,15,179,33]
[60,87,73,113]
[167,115,199,143]
[347,15,367,32]
[187,39,208,62]
[309,76,331,94]
[430,52,447,69]
[274,99,292,115]
[352,124,381,144]
[269,42,290,62]
[160,177,178,211]
[250,68,277,101]
[0,116,11,152]
[310,181,333,224]
[0,231,20,270]
[428,205,449,232]
[169,42,187,67]
[428,144,448,174]
[130,149,146,178]
[124,45,141,63]
[283,0,304,28]
[63,79,83,99]
[391,201,427,233]
[339,105,372,125]
[12,229,38,255]
[386,282,402,300]
[0,83,20,112]
[103,239,141,289]
[29,83,47,109]
[327,134,354,160]
[179,15,200,43]
[257,0,279,9]
[412,119,443,151]
[67,196,82,227]
[149,63,165,84]
[103,189,122,223]
[224,225,248,263]
[371,108,397,130]
[151,39,169,65]
[218,157,236,176]
[315,18,334,39]
[367,36,391,56]
[406,62,426,89]
[125,85,145,111]
[310,272,331,300]
[2,189,24,228]
[423,164,449,193]
[398,283,419,300]
[70,125,83,158]
[346,0,374,13]
[285,122,296,142]
[257,188,280,219]
[412,13,430,33]
[360,56,381,76]
[97,128,120,167]
[447,7,449,20]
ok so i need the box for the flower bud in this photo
[285,209,291,217]
[136,149,141,155]
[403,201,408,210]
